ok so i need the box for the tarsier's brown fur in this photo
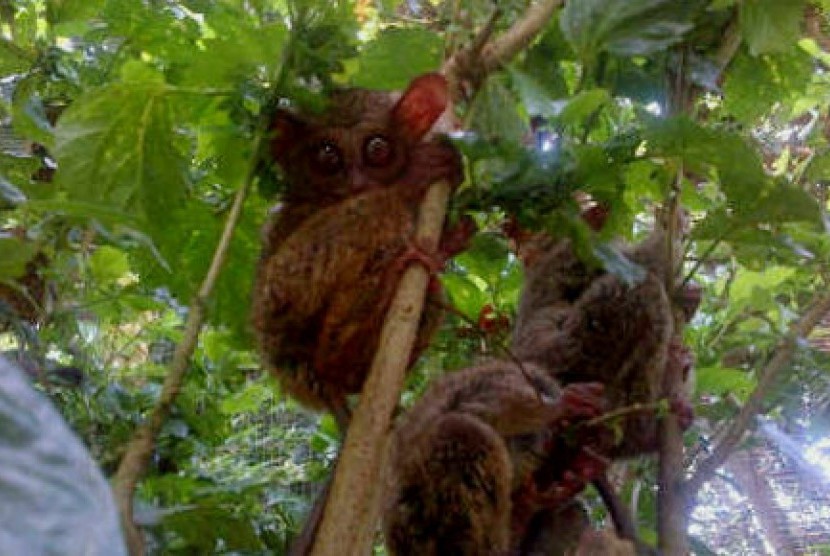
[251,74,463,423]
[384,209,698,554]
[512,208,691,457]
[384,360,604,556]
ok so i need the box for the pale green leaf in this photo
[89,246,131,285]
[741,0,806,55]
[54,81,188,228]
[352,28,443,89]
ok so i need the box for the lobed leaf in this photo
[54,78,188,230]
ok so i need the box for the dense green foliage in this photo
[2,0,830,553]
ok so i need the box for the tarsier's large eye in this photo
[311,141,344,175]
[363,135,395,167]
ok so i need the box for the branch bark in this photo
[479,0,563,72]
[310,180,452,556]
[657,184,689,556]
[112,139,258,556]
[805,4,830,54]
[685,291,830,497]
[442,0,564,102]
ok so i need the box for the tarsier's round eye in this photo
[311,141,344,175]
[363,135,394,167]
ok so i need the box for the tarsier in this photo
[383,360,606,556]
[511,206,697,457]
[251,73,468,427]
[384,207,701,554]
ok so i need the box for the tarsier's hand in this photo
[554,382,607,427]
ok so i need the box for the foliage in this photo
[1,0,829,553]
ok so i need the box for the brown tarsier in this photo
[512,207,697,458]
[384,209,699,555]
[251,73,467,427]
[383,360,606,556]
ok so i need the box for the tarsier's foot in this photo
[670,394,695,431]
[395,242,445,276]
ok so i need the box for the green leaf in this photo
[468,78,526,144]
[740,0,806,55]
[750,183,822,225]
[178,10,287,87]
[0,39,34,74]
[89,246,131,285]
[556,88,612,128]
[561,0,701,59]
[454,234,511,290]
[723,50,813,123]
[352,28,443,89]
[695,365,755,400]
[519,21,573,98]
[46,0,105,28]
[220,383,274,415]
[54,79,188,228]
[730,267,796,311]
[805,150,830,183]
[441,273,490,321]
[509,67,559,117]
[0,238,40,279]
[643,117,768,208]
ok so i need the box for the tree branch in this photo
[310,180,452,556]
[480,0,563,73]
[442,0,564,102]
[713,17,742,75]
[112,137,259,556]
[805,4,830,54]
[657,170,689,555]
[685,290,830,498]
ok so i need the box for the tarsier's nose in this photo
[349,169,380,192]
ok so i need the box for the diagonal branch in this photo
[112,136,260,556]
[310,180,452,556]
[480,0,564,72]
[685,290,830,498]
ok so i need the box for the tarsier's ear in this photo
[269,109,306,165]
[391,73,450,142]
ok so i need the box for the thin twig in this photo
[480,0,564,73]
[685,290,830,497]
[112,135,260,556]
[430,297,545,403]
[581,401,664,429]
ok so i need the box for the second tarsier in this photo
[384,207,700,555]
